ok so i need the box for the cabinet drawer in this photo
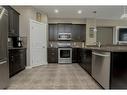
[48,48,57,52]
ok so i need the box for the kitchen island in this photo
[83,46,127,89]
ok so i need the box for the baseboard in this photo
[26,63,48,69]
[25,66,32,69]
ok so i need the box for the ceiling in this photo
[34,6,127,20]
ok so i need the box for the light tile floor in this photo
[8,64,102,89]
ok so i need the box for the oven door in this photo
[58,48,72,63]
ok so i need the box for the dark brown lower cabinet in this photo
[110,52,127,89]
[9,49,26,77]
[48,48,58,63]
[72,48,78,63]
[78,49,92,74]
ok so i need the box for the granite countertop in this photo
[84,45,127,52]
[48,46,84,48]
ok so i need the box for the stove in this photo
[57,42,72,63]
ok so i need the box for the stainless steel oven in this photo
[58,48,72,63]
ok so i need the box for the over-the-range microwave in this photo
[114,26,127,44]
[58,33,72,41]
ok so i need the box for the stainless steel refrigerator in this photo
[0,7,9,89]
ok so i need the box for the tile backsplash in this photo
[21,36,27,48]
[49,41,85,48]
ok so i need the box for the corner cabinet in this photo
[4,6,20,37]
[9,49,26,77]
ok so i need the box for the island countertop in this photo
[84,45,127,52]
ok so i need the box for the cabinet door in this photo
[8,9,14,36]
[53,24,58,41]
[13,11,19,36]
[80,25,86,42]
[77,48,81,63]
[83,50,92,74]
[72,48,78,63]
[4,6,19,37]
[9,49,26,77]
[64,24,72,33]
[13,54,21,73]
[48,48,58,63]
[18,50,26,69]
[72,25,81,41]
[72,24,86,41]
[9,52,21,77]
[49,24,54,41]
[6,7,14,36]
[57,24,65,33]
[110,52,127,89]
[9,54,14,77]
[49,24,58,41]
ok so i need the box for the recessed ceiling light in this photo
[78,10,82,14]
[54,9,59,13]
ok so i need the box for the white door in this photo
[30,20,47,67]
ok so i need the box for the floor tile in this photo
[8,64,102,89]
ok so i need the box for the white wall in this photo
[12,6,48,66]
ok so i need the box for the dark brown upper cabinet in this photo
[4,6,20,37]
[48,23,86,42]
[49,24,58,41]
[64,24,72,33]
[72,24,86,41]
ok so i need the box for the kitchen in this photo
[1,5,127,89]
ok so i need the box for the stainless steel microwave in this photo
[58,33,72,41]
[114,26,127,44]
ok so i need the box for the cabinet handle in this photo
[11,56,14,61]
[0,61,7,65]
[92,52,110,57]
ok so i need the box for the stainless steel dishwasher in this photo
[92,51,110,89]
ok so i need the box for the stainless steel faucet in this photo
[93,41,101,47]
[96,41,101,47]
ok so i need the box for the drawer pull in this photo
[92,52,110,57]
[0,61,7,65]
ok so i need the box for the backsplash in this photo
[21,36,27,48]
[49,41,85,48]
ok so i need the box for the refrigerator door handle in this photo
[0,61,7,65]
